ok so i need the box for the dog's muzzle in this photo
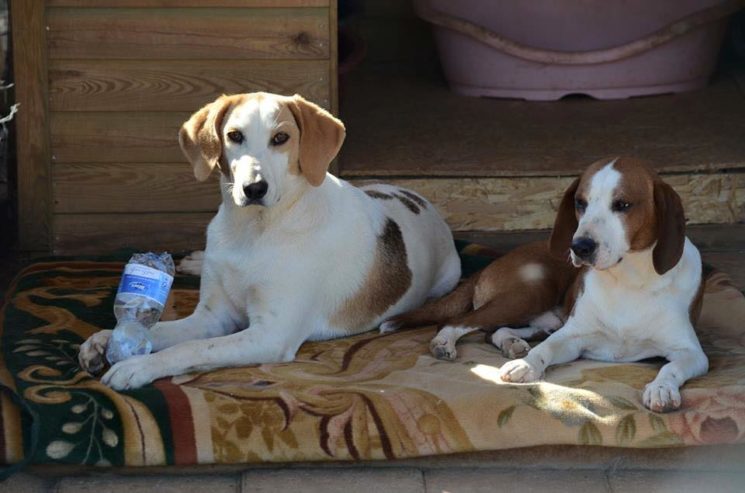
[571,237,597,263]
[240,180,268,206]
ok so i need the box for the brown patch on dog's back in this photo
[365,189,424,214]
[365,190,393,200]
[394,193,421,214]
[470,241,580,327]
[331,218,412,332]
[398,190,428,209]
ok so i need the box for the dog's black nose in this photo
[571,237,597,259]
[244,181,268,200]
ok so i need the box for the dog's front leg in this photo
[499,321,585,383]
[79,283,240,374]
[150,302,240,352]
[643,337,708,412]
[150,271,244,351]
[101,311,307,390]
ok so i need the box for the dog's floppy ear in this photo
[286,94,345,187]
[549,177,580,259]
[179,96,233,181]
[652,180,686,275]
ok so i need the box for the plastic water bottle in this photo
[106,252,175,365]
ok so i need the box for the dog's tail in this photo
[380,275,477,332]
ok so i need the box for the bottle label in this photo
[117,264,174,305]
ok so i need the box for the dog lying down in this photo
[384,157,708,412]
[79,93,461,389]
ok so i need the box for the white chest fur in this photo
[571,238,702,362]
[202,181,377,333]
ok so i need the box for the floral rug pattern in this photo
[1,244,744,466]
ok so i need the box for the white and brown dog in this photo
[79,93,460,389]
[384,157,707,412]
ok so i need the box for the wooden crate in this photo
[12,0,338,254]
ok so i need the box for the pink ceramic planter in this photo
[416,0,741,100]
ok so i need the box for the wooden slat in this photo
[352,172,745,232]
[53,162,744,226]
[456,224,745,257]
[54,213,212,255]
[11,0,52,251]
[51,112,186,163]
[51,89,333,163]
[328,0,339,174]
[47,8,329,60]
[48,1,329,7]
[49,60,330,112]
[53,163,220,213]
[329,0,339,115]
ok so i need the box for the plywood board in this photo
[11,0,52,251]
[51,112,187,163]
[47,7,329,60]
[53,163,220,213]
[53,213,212,255]
[49,60,331,112]
[353,172,745,231]
[340,68,745,178]
[52,169,744,255]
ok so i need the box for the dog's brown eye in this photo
[271,132,289,146]
[226,130,244,144]
[575,198,587,213]
[612,200,632,213]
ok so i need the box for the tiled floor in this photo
[3,464,745,492]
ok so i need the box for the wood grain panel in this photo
[54,213,212,255]
[328,0,339,173]
[47,8,329,60]
[54,163,745,227]
[11,0,52,251]
[353,173,745,232]
[51,112,187,163]
[53,163,220,213]
[49,60,330,112]
[48,1,329,6]
[329,0,339,115]
[456,224,745,256]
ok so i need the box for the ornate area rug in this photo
[1,243,744,468]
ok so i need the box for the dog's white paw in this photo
[78,330,113,375]
[379,319,403,334]
[177,250,205,276]
[643,380,681,413]
[499,358,541,383]
[491,332,531,359]
[429,337,457,361]
[101,354,160,390]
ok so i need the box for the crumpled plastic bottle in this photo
[105,252,175,365]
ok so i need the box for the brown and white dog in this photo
[78,93,460,389]
[383,157,707,412]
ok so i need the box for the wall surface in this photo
[13,0,337,254]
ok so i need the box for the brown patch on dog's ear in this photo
[179,96,234,181]
[652,180,686,275]
[286,94,345,187]
[549,177,580,259]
